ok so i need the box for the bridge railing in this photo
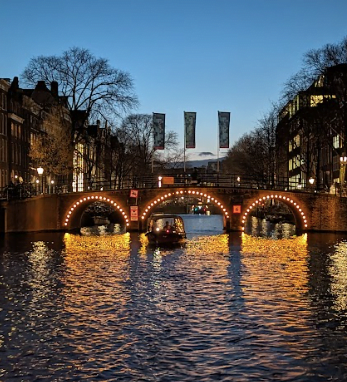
[0,173,336,201]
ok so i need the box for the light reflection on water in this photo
[245,216,296,239]
[0,219,347,381]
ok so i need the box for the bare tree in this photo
[105,114,181,184]
[282,36,347,102]
[22,47,138,138]
[29,108,72,177]
[223,131,267,180]
[223,105,279,186]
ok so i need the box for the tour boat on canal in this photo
[145,213,186,245]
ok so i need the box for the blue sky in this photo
[1,0,347,160]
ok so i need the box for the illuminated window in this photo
[310,95,323,107]
[293,134,300,148]
[333,135,342,149]
[73,143,84,192]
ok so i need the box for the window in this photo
[310,95,323,107]
[293,134,300,148]
[289,174,301,190]
[333,135,342,149]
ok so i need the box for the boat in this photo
[145,214,186,244]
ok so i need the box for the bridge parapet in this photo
[1,187,347,233]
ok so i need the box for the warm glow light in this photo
[64,194,128,230]
[241,193,308,231]
[139,189,230,219]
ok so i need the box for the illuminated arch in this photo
[140,189,230,220]
[241,193,308,231]
[63,194,129,229]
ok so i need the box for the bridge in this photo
[1,173,347,233]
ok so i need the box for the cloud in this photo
[198,152,214,157]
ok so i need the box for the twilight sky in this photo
[1,0,347,160]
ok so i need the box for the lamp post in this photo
[340,156,347,196]
[50,180,55,194]
[37,167,44,194]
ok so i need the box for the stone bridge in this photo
[1,186,347,233]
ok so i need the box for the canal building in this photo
[276,64,347,192]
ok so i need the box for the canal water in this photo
[1,215,347,381]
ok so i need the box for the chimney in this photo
[51,81,58,97]
[35,81,48,90]
[11,76,19,89]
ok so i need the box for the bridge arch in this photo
[241,193,308,232]
[140,189,230,225]
[63,194,130,231]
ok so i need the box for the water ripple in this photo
[0,230,347,381]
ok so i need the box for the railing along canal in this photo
[0,173,337,201]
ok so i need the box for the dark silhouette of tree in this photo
[282,36,347,102]
[223,106,278,186]
[21,47,138,138]
[105,114,180,185]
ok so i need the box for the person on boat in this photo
[163,221,172,232]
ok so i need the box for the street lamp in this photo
[50,180,55,194]
[37,167,44,194]
[309,177,315,185]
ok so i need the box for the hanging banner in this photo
[130,189,138,198]
[153,113,165,150]
[184,111,196,148]
[130,206,139,221]
[218,111,230,148]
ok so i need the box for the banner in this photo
[153,113,165,150]
[184,111,196,148]
[130,189,138,198]
[218,111,230,148]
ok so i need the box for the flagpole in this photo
[184,112,186,172]
[217,111,220,173]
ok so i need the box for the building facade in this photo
[276,64,347,192]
